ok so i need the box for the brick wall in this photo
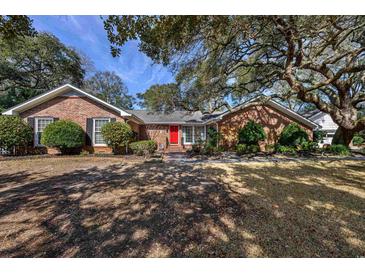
[218,104,313,149]
[140,124,170,150]
[127,120,141,139]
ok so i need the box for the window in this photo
[93,118,110,145]
[183,125,206,144]
[182,126,193,144]
[35,118,54,146]
[194,126,205,143]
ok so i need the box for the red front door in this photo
[170,125,179,144]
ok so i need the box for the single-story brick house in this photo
[2,84,317,153]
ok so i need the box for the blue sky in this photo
[30,16,174,97]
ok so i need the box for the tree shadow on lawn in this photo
[225,161,365,257]
[0,160,364,257]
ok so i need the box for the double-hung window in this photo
[35,117,54,146]
[93,118,110,145]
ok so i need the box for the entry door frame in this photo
[169,125,179,145]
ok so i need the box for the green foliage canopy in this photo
[84,71,134,110]
[0,32,86,110]
[0,16,35,42]
[137,83,181,112]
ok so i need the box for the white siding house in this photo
[305,110,338,147]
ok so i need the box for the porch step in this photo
[164,146,186,153]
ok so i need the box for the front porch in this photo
[163,124,211,153]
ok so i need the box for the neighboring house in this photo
[303,110,338,147]
[2,84,318,153]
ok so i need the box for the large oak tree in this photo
[0,32,86,110]
[0,15,35,42]
[84,71,134,110]
[104,16,365,145]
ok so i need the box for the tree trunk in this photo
[332,127,355,147]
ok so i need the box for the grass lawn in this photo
[0,157,364,257]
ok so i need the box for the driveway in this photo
[0,157,364,257]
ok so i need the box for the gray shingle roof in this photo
[128,110,222,124]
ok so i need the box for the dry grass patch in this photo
[0,157,364,257]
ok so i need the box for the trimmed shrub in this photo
[0,115,33,155]
[41,120,84,154]
[238,120,266,145]
[279,123,309,146]
[236,143,260,155]
[130,140,157,156]
[236,144,247,156]
[265,144,275,153]
[325,144,350,156]
[352,134,364,146]
[202,144,223,156]
[101,122,134,153]
[300,141,319,152]
[276,145,297,155]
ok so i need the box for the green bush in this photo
[265,144,275,153]
[130,140,157,156]
[206,127,221,148]
[236,144,247,156]
[279,123,309,146]
[300,141,319,152]
[41,120,84,154]
[236,143,260,155]
[0,115,33,154]
[238,120,266,145]
[276,145,297,155]
[313,130,325,143]
[352,134,364,146]
[101,122,134,153]
[325,144,350,156]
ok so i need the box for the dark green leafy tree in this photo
[0,32,86,110]
[104,15,365,146]
[137,83,181,112]
[0,16,36,42]
[84,71,134,109]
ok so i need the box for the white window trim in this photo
[93,118,111,146]
[182,125,207,145]
[183,126,193,145]
[34,117,54,147]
